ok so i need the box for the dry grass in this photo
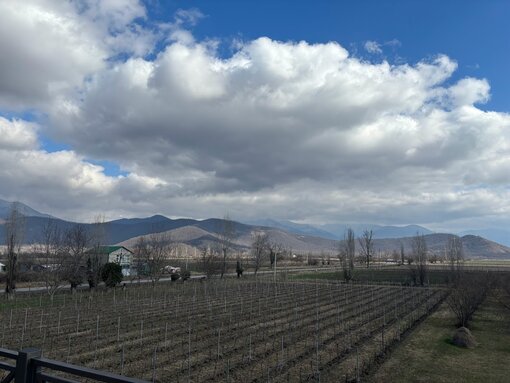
[369,294,510,382]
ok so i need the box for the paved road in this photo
[0,266,340,294]
[0,274,208,294]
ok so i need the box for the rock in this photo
[451,326,477,348]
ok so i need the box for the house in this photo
[87,246,134,276]
[0,262,5,272]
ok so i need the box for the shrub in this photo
[101,263,123,288]
[307,258,319,266]
[170,273,180,281]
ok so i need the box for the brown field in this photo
[0,279,446,382]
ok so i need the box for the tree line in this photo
[2,204,123,300]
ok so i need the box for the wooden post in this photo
[15,348,41,383]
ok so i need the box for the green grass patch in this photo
[369,295,510,383]
[290,267,452,285]
[0,292,74,311]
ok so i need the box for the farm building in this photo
[87,246,134,276]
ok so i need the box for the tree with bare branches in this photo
[495,273,510,311]
[446,236,464,283]
[410,233,428,286]
[199,246,221,278]
[251,232,268,276]
[358,229,374,268]
[134,233,173,286]
[267,241,284,283]
[40,218,66,299]
[4,203,25,299]
[447,272,490,327]
[63,224,89,293]
[268,240,283,270]
[218,215,235,279]
[339,228,355,281]
[87,215,108,289]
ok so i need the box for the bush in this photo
[307,258,319,266]
[170,273,180,281]
[101,263,123,288]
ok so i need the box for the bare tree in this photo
[495,273,510,311]
[269,241,286,284]
[400,242,405,265]
[391,249,400,264]
[446,236,464,283]
[251,232,268,276]
[87,215,108,289]
[410,233,428,286]
[358,229,374,268]
[4,203,25,299]
[447,272,490,327]
[338,228,355,281]
[40,219,66,299]
[199,246,221,278]
[267,241,284,276]
[134,233,173,286]
[218,215,235,279]
[63,224,89,293]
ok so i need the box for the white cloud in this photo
[1,7,510,229]
[0,117,167,222]
[0,0,155,110]
[364,40,382,54]
[174,8,204,27]
[448,77,490,106]
[0,117,38,151]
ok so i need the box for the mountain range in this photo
[0,199,54,221]
[1,199,509,259]
[247,219,434,240]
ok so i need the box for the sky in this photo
[0,0,510,233]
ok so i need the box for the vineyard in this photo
[0,279,447,382]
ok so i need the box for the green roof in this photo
[86,246,132,254]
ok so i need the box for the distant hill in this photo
[249,220,434,240]
[0,214,254,246]
[247,219,338,240]
[0,199,54,220]
[372,225,434,239]
[0,199,509,259]
[119,225,510,260]
[459,228,510,247]
[369,234,510,259]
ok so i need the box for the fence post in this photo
[15,348,41,383]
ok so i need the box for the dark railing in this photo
[0,348,148,383]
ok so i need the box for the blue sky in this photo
[145,0,510,111]
[0,0,510,233]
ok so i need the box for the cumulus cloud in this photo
[0,117,38,151]
[1,3,510,229]
[0,0,155,110]
[0,116,169,221]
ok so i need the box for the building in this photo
[88,246,134,276]
[0,262,5,272]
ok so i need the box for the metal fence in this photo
[0,348,148,383]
